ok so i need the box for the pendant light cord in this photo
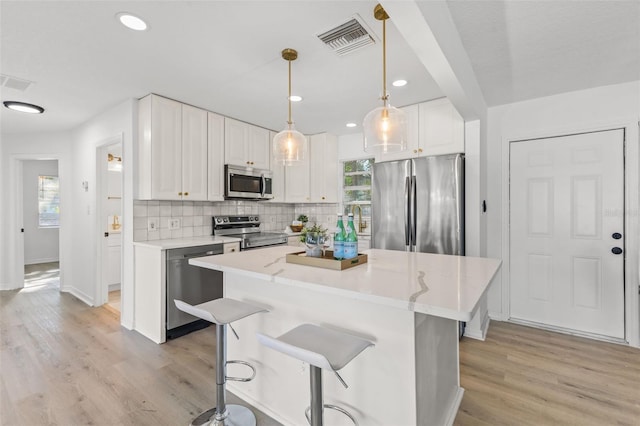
[288,59,292,125]
[382,18,388,102]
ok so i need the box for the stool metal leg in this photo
[190,324,256,426]
[309,365,323,426]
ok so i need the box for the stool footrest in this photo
[226,360,256,382]
[305,404,358,426]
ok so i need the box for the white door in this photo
[510,129,625,339]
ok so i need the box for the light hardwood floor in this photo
[1,284,638,425]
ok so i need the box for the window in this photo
[342,158,374,233]
[38,175,59,228]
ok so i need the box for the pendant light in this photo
[273,48,307,165]
[363,4,407,154]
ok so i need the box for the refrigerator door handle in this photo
[411,175,417,250]
[405,176,411,249]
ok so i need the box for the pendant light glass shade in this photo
[273,122,307,165]
[273,48,307,165]
[363,4,407,154]
[363,99,407,153]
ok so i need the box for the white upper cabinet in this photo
[207,112,225,201]
[309,133,338,203]
[269,131,286,202]
[375,98,464,162]
[224,118,270,170]
[419,98,464,156]
[181,104,208,200]
[137,94,208,201]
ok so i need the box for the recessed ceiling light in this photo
[3,101,44,114]
[117,12,148,31]
[392,79,408,87]
[289,95,302,102]
[346,122,357,128]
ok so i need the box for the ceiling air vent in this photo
[317,15,375,56]
[1,74,34,91]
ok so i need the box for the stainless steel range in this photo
[213,215,288,250]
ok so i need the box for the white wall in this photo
[485,81,640,346]
[23,160,60,264]
[0,132,72,290]
[71,98,135,329]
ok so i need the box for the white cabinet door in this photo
[223,242,240,253]
[309,133,338,202]
[419,98,464,156]
[208,112,225,201]
[224,118,249,166]
[150,95,182,200]
[375,104,419,163]
[285,137,310,202]
[247,124,270,170]
[181,104,208,201]
[269,131,286,202]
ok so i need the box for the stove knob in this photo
[223,218,229,223]
[248,217,254,221]
[215,218,222,223]
[253,216,259,221]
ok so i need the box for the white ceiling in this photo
[1,1,638,137]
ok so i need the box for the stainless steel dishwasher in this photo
[166,244,223,339]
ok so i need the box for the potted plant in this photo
[297,214,308,225]
[300,223,329,257]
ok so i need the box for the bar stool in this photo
[257,324,374,426]
[175,298,267,426]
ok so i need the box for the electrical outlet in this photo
[169,218,181,230]
[148,218,159,232]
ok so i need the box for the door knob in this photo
[611,247,623,255]
[612,232,622,239]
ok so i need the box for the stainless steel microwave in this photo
[224,165,274,200]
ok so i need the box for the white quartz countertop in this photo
[190,246,501,321]
[133,235,241,250]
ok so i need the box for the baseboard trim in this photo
[464,312,490,341]
[61,286,94,307]
[444,386,465,426]
[226,384,295,426]
[508,318,628,346]
[24,258,60,265]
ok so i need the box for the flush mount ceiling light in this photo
[3,101,44,114]
[273,48,307,166]
[346,122,357,128]
[392,79,408,87]
[363,4,407,154]
[289,95,303,102]
[116,12,148,31]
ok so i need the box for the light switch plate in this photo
[169,218,181,230]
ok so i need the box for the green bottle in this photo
[333,214,346,260]
[344,213,358,259]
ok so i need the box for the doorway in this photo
[22,160,61,289]
[509,129,625,340]
[97,140,123,314]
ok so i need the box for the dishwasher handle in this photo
[184,250,220,259]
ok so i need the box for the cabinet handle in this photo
[413,149,418,153]
[250,161,254,165]
[230,248,236,252]
[184,192,189,196]
[246,161,250,165]
[418,148,423,153]
[178,192,183,196]
[322,196,325,200]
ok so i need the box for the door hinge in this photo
[104,232,109,237]
[21,228,24,233]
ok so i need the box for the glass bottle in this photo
[344,213,358,259]
[333,214,346,260]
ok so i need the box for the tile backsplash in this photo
[133,200,338,242]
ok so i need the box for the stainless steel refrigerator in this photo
[372,153,464,255]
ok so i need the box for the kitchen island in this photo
[190,246,501,426]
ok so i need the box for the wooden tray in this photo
[286,250,368,271]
